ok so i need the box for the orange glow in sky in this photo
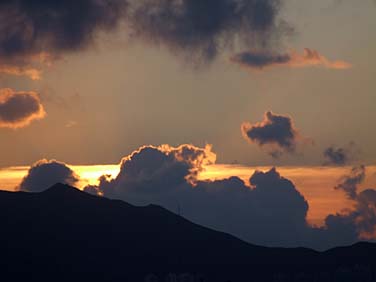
[1,164,376,227]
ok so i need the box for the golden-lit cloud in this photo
[231,48,352,70]
[288,48,351,69]
[0,52,58,80]
[0,88,46,129]
[0,64,41,80]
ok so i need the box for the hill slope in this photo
[0,184,375,282]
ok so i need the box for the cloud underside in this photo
[231,48,351,70]
[0,1,351,79]
[0,88,45,128]
[19,144,376,250]
[0,1,284,57]
[0,0,290,76]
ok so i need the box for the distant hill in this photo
[0,183,375,282]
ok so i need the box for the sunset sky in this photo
[0,0,375,249]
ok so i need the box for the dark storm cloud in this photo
[0,0,290,66]
[0,0,127,60]
[19,159,80,192]
[241,111,299,156]
[0,88,45,128]
[129,0,288,62]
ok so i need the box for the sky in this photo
[2,164,376,227]
[0,0,376,250]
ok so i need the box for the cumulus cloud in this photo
[18,159,80,193]
[241,111,299,157]
[84,144,311,247]
[18,144,376,249]
[231,48,351,70]
[85,144,216,200]
[81,144,376,249]
[0,88,46,129]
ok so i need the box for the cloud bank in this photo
[0,88,45,128]
[231,48,351,70]
[241,111,299,157]
[82,145,376,249]
[18,144,376,250]
[84,144,312,247]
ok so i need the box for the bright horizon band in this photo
[2,164,376,227]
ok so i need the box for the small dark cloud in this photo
[231,48,351,70]
[0,88,45,128]
[323,142,359,166]
[241,111,299,157]
[19,159,80,192]
[231,51,290,69]
[324,146,348,166]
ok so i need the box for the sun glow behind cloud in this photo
[199,165,376,226]
[1,164,376,226]
[73,164,120,187]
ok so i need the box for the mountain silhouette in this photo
[0,183,375,282]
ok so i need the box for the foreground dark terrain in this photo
[1,184,376,282]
